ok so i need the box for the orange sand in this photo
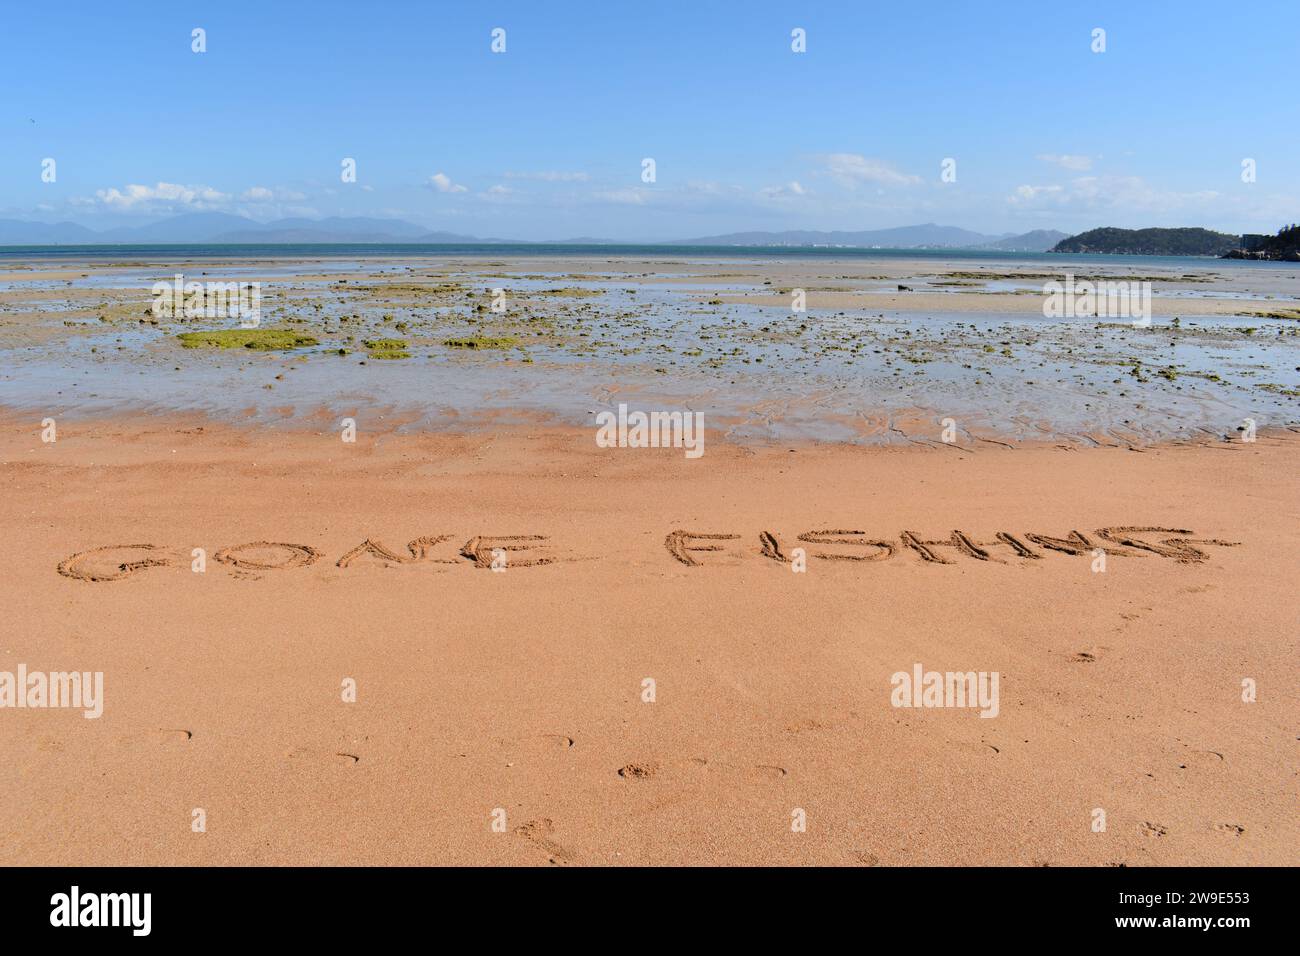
[0,413,1295,865]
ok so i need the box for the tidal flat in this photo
[0,253,1296,445]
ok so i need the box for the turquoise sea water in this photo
[0,242,1297,271]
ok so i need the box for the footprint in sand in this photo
[1139,822,1168,838]
[513,818,575,865]
[1107,848,1157,867]
[286,746,361,765]
[617,761,659,779]
[501,733,575,753]
[116,728,193,750]
[1177,749,1225,771]
[1070,646,1108,663]
[784,718,829,734]
[1215,823,1245,837]
[493,733,576,765]
[950,739,1001,756]
[617,757,788,782]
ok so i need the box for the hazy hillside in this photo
[0,219,100,244]
[977,230,1069,252]
[673,224,1007,248]
[0,214,462,245]
[1051,227,1240,256]
[1,217,1007,248]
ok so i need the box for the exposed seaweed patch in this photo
[443,335,518,350]
[362,337,411,359]
[177,329,318,350]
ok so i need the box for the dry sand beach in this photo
[1,254,1296,866]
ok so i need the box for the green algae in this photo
[177,329,318,350]
[442,335,518,350]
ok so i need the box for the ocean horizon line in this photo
[1,242,1292,267]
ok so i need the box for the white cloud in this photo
[1013,184,1065,202]
[821,154,921,188]
[95,182,229,210]
[1037,153,1094,172]
[591,187,648,205]
[83,181,307,215]
[429,172,467,194]
[237,187,305,204]
[503,170,590,182]
[759,181,806,199]
[584,181,789,218]
[1009,175,1220,213]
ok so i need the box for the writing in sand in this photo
[56,525,1240,581]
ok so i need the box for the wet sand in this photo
[1,255,1296,445]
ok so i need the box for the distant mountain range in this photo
[3,214,1283,257]
[977,229,1072,252]
[0,214,486,246]
[0,215,1068,250]
[672,225,1068,251]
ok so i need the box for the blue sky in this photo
[3,0,1297,239]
